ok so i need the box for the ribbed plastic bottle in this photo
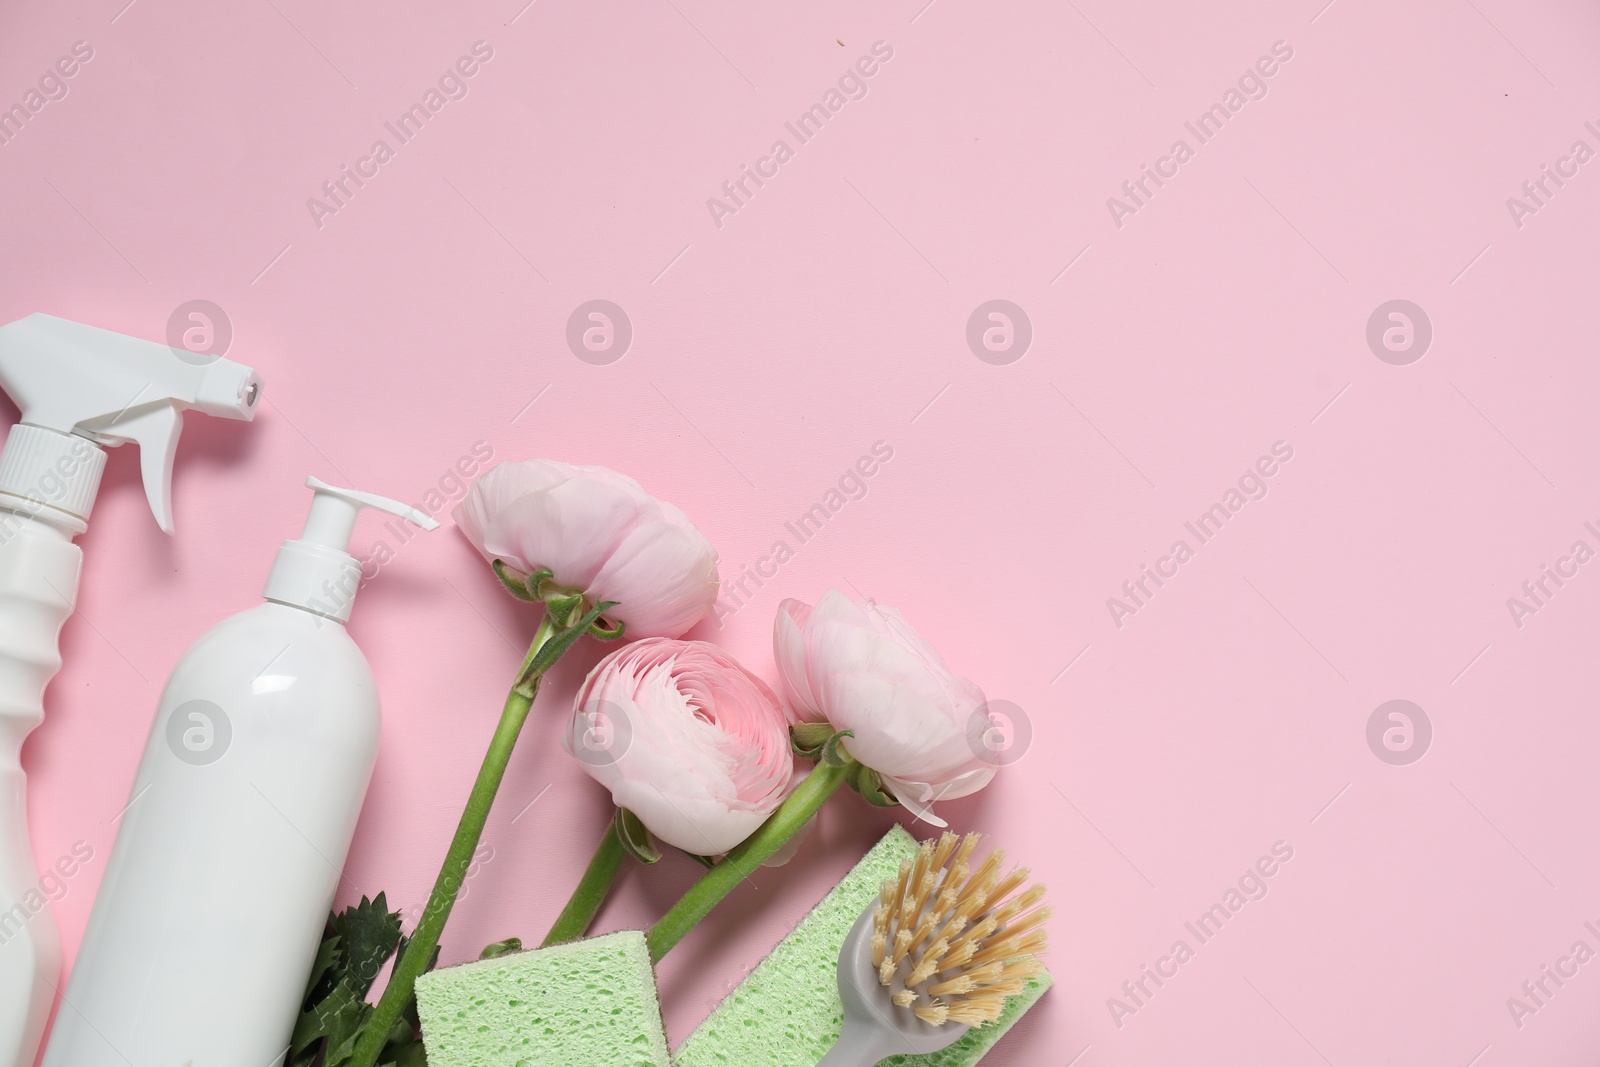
[0,314,262,1067]
[41,478,437,1067]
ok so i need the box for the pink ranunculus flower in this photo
[453,459,719,639]
[565,638,798,855]
[774,589,994,827]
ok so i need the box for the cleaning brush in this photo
[818,831,1050,1065]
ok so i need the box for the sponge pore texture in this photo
[415,928,671,1067]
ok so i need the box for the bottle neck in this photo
[263,540,363,623]
[0,424,104,533]
[0,497,84,544]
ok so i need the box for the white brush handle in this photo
[0,512,80,1067]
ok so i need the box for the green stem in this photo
[349,610,563,1067]
[646,761,850,963]
[541,819,626,947]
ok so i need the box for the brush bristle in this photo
[870,831,1049,1028]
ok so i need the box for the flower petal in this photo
[566,639,794,856]
[772,598,819,715]
[452,460,572,571]
[777,588,1000,810]
[588,518,719,638]
[491,477,642,589]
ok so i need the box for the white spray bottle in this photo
[42,477,438,1067]
[0,314,262,1067]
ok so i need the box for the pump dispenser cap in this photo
[264,477,439,622]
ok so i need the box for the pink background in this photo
[4,0,1600,1063]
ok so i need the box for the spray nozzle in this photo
[0,313,263,533]
[263,477,440,622]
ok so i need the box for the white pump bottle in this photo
[41,478,438,1067]
[0,314,262,1067]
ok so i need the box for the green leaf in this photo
[492,560,539,601]
[303,931,341,1002]
[293,979,370,1062]
[616,807,662,865]
[524,600,619,679]
[293,894,428,1067]
[525,568,555,598]
[588,615,626,641]
[479,937,523,959]
[543,591,584,622]
[323,998,370,1067]
[379,1013,429,1067]
[853,764,900,808]
[380,1028,429,1067]
[820,730,856,768]
[790,722,834,758]
[330,894,403,998]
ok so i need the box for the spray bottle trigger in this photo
[105,405,183,535]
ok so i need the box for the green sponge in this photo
[415,929,671,1067]
[674,825,1053,1067]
